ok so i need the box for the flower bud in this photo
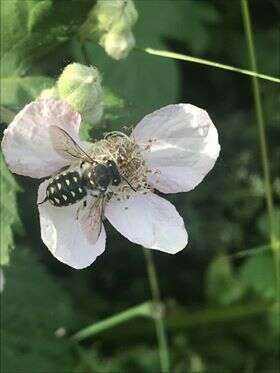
[57,63,104,124]
[102,30,135,60]
[96,0,138,33]
[94,0,138,60]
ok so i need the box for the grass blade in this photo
[140,47,280,84]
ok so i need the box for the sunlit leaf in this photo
[0,0,93,76]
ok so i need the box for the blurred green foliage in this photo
[1,249,80,372]
[0,0,279,372]
[0,156,21,266]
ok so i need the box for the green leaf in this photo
[205,254,246,305]
[257,208,280,242]
[133,0,220,54]
[1,248,80,372]
[0,155,21,266]
[239,253,278,301]
[0,0,93,76]
[0,107,15,124]
[0,76,55,112]
[85,44,179,131]
[267,302,280,336]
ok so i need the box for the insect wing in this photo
[79,195,105,244]
[49,126,94,164]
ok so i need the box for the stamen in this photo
[89,132,151,202]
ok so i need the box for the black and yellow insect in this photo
[38,125,134,243]
[46,170,87,207]
[46,160,122,207]
[39,125,123,206]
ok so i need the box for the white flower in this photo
[1,99,220,269]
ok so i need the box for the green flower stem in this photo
[227,244,271,260]
[241,1,279,339]
[240,0,279,271]
[143,248,170,373]
[84,302,273,344]
[72,301,153,342]
[73,37,92,67]
[139,47,280,84]
[80,43,92,66]
[169,302,274,330]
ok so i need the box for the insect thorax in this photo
[82,160,121,192]
[47,170,87,207]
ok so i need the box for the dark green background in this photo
[0,0,279,372]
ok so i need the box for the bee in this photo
[38,126,129,243]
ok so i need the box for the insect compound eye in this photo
[112,177,121,186]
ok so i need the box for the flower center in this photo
[89,132,150,201]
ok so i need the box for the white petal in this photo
[37,181,106,269]
[105,192,188,254]
[1,99,81,178]
[132,104,220,193]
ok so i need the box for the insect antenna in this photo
[121,175,137,192]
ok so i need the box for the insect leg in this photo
[76,197,87,220]
[37,195,49,206]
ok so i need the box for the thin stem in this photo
[139,47,280,84]
[143,248,170,373]
[87,301,274,343]
[73,36,92,66]
[241,0,280,345]
[80,43,92,66]
[240,0,279,267]
[72,302,153,342]
[226,244,271,260]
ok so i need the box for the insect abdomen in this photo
[47,171,86,207]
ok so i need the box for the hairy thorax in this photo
[87,132,150,201]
